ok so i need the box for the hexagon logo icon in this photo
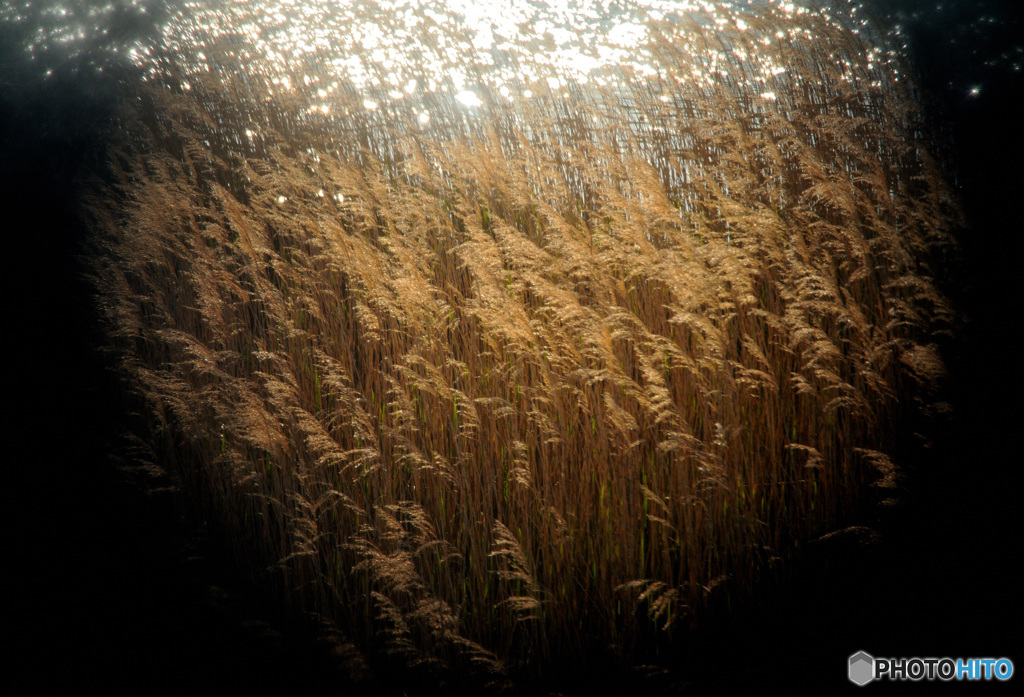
[849,651,874,686]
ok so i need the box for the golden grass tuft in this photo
[83,2,958,685]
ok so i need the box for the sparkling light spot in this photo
[456,90,483,107]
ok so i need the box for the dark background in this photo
[4,0,1021,692]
